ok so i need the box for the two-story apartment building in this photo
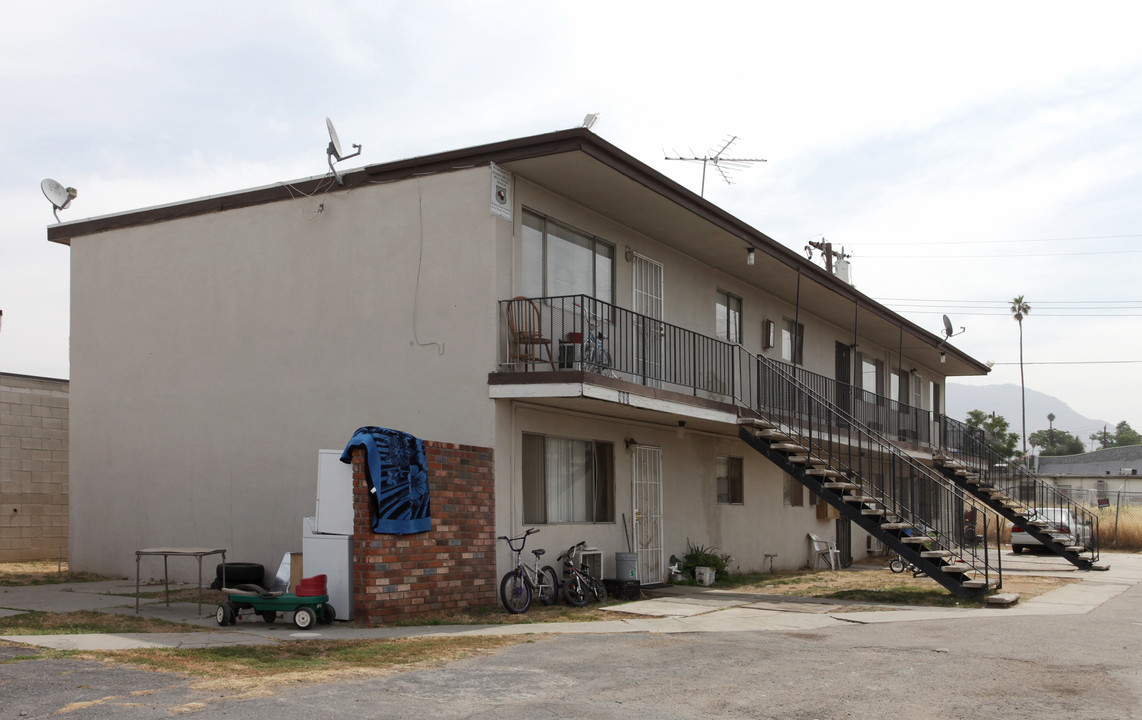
[53,128,1086,620]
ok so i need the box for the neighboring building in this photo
[48,129,990,619]
[0,372,69,562]
[1037,446,1142,499]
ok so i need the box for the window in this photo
[716,290,742,344]
[859,355,884,396]
[717,456,744,504]
[783,473,804,506]
[780,318,804,364]
[521,210,614,302]
[522,433,614,524]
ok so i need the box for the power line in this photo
[858,249,1142,259]
[855,233,1142,246]
[989,360,1142,366]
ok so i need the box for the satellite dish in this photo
[325,117,362,185]
[581,113,599,129]
[941,314,965,340]
[41,178,77,222]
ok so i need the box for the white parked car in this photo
[1010,507,1084,553]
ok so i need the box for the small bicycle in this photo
[575,302,618,378]
[559,540,608,606]
[497,528,560,614]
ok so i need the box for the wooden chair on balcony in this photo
[506,297,555,371]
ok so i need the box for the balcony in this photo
[492,295,930,446]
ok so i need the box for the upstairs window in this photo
[716,290,742,344]
[781,318,804,365]
[521,210,614,302]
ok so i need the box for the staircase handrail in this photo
[938,414,1099,561]
[734,346,1002,585]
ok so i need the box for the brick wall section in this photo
[351,441,496,625]
[0,373,69,562]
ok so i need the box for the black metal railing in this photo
[499,294,1000,592]
[938,414,1099,561]
[739,351,1001,592]
[499,295,930,443]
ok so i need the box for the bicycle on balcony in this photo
[577,303,618,378]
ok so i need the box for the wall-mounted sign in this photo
[490,163,512,221]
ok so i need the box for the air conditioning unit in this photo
[1120,468,1137,475]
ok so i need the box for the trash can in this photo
[615,552,638,581]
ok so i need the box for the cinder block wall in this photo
[351,442,496,625]
[0,373,69,562]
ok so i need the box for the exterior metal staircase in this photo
[936,416,1100,570]
[735,354,1003,600]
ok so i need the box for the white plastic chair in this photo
[808,533,840,570]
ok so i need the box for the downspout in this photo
[793,270,801,365]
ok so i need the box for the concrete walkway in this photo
[4,552,1139,651]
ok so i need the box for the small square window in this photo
[783,473,804,507]
[717,456,743,505]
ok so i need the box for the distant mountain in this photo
[945,382,1112,441]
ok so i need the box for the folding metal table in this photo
[135,547,226,615]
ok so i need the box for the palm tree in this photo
[1011,295,1031,456]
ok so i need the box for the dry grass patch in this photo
[0,610,211,635]
[0,561,115,586]
[81,635,525,692]
[718,564,1076,606]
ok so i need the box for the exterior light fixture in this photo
[940,352,946,364]
[676,421,687,438]
[747,247,755,266]
[624,437,639,450]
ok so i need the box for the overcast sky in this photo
[3,1,1140,439]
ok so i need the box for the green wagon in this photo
[216,587,336,630]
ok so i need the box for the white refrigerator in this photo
[301,450,355,620]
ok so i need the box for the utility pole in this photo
[806,238,850,275]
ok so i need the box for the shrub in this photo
[681,539,733,579]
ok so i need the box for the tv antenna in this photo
[325,117,362,185]
[41,179,77,222]
[665,135,766,197]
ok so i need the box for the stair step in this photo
[1064,546,1086,553]
[861,508,886,516]
[771,442,809,453]
[806,468,844,478]
[738,417,778,431]
[962,578,1001,589]
[822,481,858,490]
[755,428,795,441]
[940,563,973,573]
[921,550,953,559]
[881,522,914,530]
[900,537,930,545]
[786,455,810,464]
[845,495,877,504]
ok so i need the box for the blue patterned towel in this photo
[341,426,431,535]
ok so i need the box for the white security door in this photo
[632,254,664,388]
[633,445,664,584]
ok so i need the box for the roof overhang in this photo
[46,127,987,376]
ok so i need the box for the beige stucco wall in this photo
[0,373,69,562]
[68,159,942,583]
[494,403,836,578]
[69,169,504,580]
